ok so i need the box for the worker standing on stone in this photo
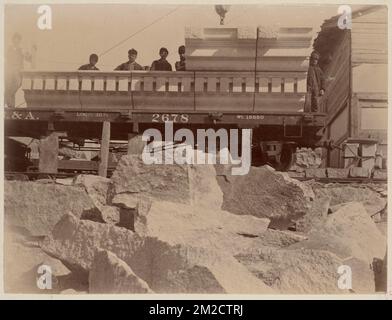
[175,45,186,71]
[306,51,326,112]
[78,53,100,70]
[115,49,143,71]
[5,33,33,108]
[150,47,172,71]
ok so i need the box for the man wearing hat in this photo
[115,49,143,70]
[307,51,326,112]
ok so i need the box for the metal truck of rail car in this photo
[4,26,327,173]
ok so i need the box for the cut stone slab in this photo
[42,213,274,294]
[373,170,387,180]
[217,165,313,228]
[110,155,223,210]
[326,168,350,179]
[236,246,375,294]
[4,181,100,236]
[290,202,386,266]
[55,178,74,186]
[287,171,305,179]
[305,168,327,179]
[349,167,370,178]
[89,249,153,293]
[312,184,386,217]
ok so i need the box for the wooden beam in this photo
[39,132,59,173]
[98,121,111,177]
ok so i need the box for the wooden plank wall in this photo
[351,6,388,64]
[351,6,388,145]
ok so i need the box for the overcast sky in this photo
[4,3,366,71]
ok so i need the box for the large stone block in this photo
[217,165,313,228]
[43,213,274,294]
[4,181,100,236]
[185,26,315,72]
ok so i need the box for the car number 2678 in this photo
[151,113,189,123]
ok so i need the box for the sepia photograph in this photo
[1,0,389,299]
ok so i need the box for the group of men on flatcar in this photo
[78,46,186,72]
[5,32,324,112]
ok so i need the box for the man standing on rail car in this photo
[5,33,34,108]
[150,47,172,71]
[175,45,186,71]
[115,48,143,71]
[306,51,326,112]
[78,53,100,70]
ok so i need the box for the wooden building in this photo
[314,5,388,168]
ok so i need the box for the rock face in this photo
[311,184,387,217]
[217,166,313,228]
[43,213,274,294]
[4,181,100,236]
[290,202,386,265]
[236,247,375,294]
[110,155,223,209]
[89,249,153,293]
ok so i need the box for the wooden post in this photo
[38,131,59,173]
[98,121,111,177]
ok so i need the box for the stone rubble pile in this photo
[3,153,388,294]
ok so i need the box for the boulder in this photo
[295,197,331,233]
[131,198,270,253]
[289,147,322,171]
[89,249,153,293]
[236,246,375,294]
[100,205,120,224]
[110,155,223,210]
[290,202,386,265]
[4,228,70,293]
[311,184,386,217]
[4,181,101,236]
[42,213,274,293]
[217,165,313,228]
[73,174,113,211]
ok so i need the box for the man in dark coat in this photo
[307,51,326,112]
[151,47,172,71]
[78,53,99,70]
[175,45,186,71]
[115,48,143,71]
